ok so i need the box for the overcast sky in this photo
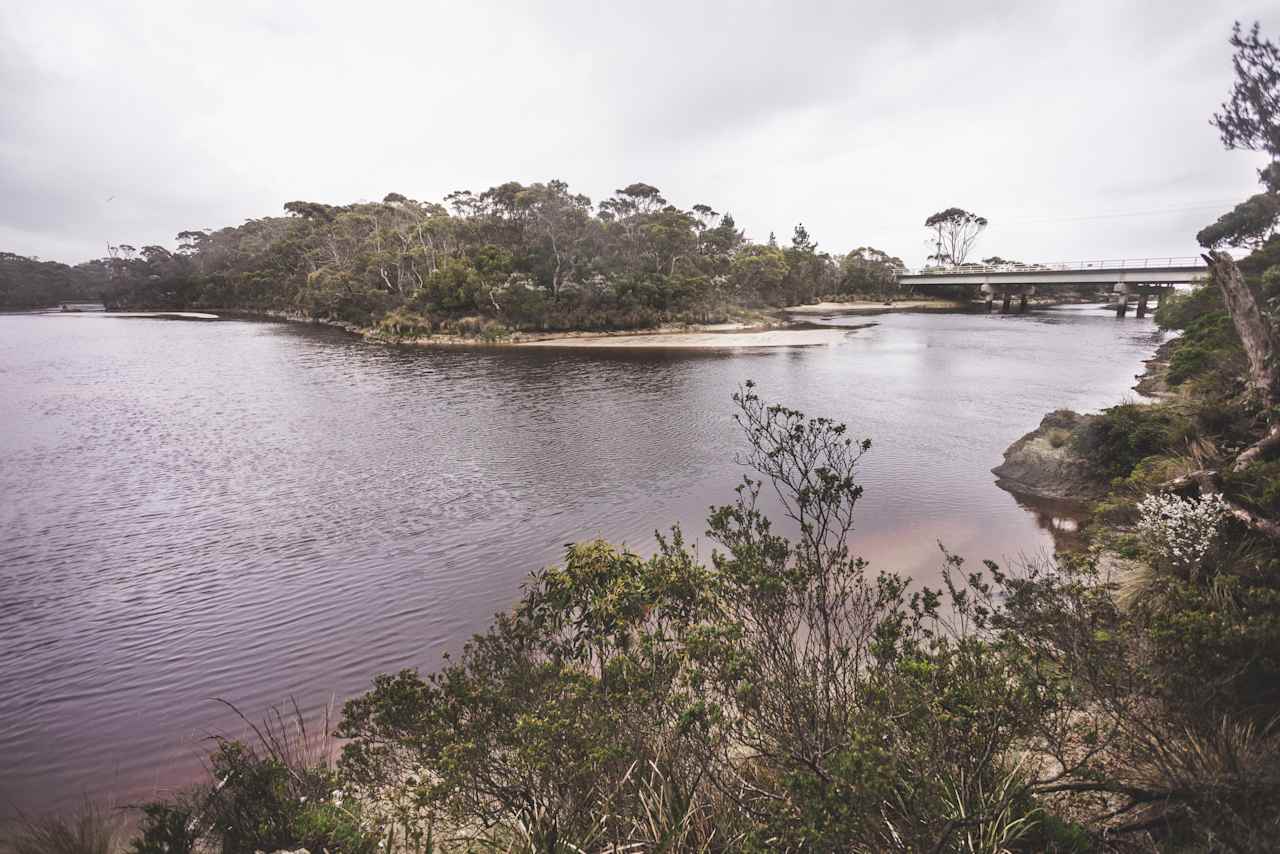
[1,1,1274,266]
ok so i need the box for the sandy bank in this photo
[106,311,221,320]
[197,309,867,349]
[784,299,968,315]
[516,324,865,349]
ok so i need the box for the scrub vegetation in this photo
[0,188,908,335]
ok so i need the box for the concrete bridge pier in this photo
[1113,283,1131,318]
[982,283,1035,314]
[1114,283,1174,318]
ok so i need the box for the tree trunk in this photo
[1205,251,1279,412]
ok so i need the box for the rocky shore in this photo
[991,334,1176,502]
[991,409,1106,501]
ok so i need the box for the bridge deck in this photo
[899,257,1207,286]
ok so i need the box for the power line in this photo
[1000,200,1241,226]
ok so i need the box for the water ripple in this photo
[0,308,1166,816]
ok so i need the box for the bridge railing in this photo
[899,256,1207,276]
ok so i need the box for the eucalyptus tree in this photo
[516,180,595,300]
[729,242,788,304]
[842,246,904,299]
[924,207,988,267]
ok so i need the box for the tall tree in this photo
[1186,21,1280,540]
[1201,21,1280,418]
[1213,21,1280,166]
[516,180,594,300]
[923,207,987,266]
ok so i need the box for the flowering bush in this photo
[1136,492,1229,578]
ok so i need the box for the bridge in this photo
[897,257,1209,316]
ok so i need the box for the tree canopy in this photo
[1,181,910,329]
[924,207,988,266]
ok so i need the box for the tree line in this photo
[1,183,910,334]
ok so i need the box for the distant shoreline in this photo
[24,296,1101,350]
[782,298,969,315]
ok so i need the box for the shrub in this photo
[1073,403,1190,480]
[1046,428,1072,448]
[128,800,198,854]
[337,385,1069,853]
[376,308,433,338]
[125,702,378,854]
[1155,284,1222,330]
[478,320,511,341]
[1168,341,1215,385]
[1135,492,1228,579]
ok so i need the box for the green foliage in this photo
[836,246,904,300]
[1167,341,1215,385]
[36,370,1280,852]
[128,801,198,854]
[320,381,1280,851]
[335,385,1070,852]
[1,180,856,327]
[0,252,107,308]
[122,702,378,854]
[377,307,434,338]
[1197,191,1280,250]
[1212,21,1280,161]
[1072,403,1190,480]
[1155,281,1224,330]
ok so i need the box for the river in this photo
[0,306,1165,816]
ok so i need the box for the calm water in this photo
[0,306,1164,815]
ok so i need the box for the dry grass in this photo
[211,695,338,777]
[1,801,124,854]
[1045,428,1072,449]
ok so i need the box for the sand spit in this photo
[783,299,968,315]
[516,324,867,349]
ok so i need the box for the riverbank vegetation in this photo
[1,186,918,336]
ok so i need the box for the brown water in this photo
[0,306,1165,816]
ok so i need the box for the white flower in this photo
[1136,492,1227,578]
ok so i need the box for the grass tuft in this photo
[3,801,123,854]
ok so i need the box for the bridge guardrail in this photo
[899,257,1207,276]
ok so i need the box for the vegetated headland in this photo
[2,179,1102,350]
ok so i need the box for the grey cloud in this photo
[0,0,1275,265]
